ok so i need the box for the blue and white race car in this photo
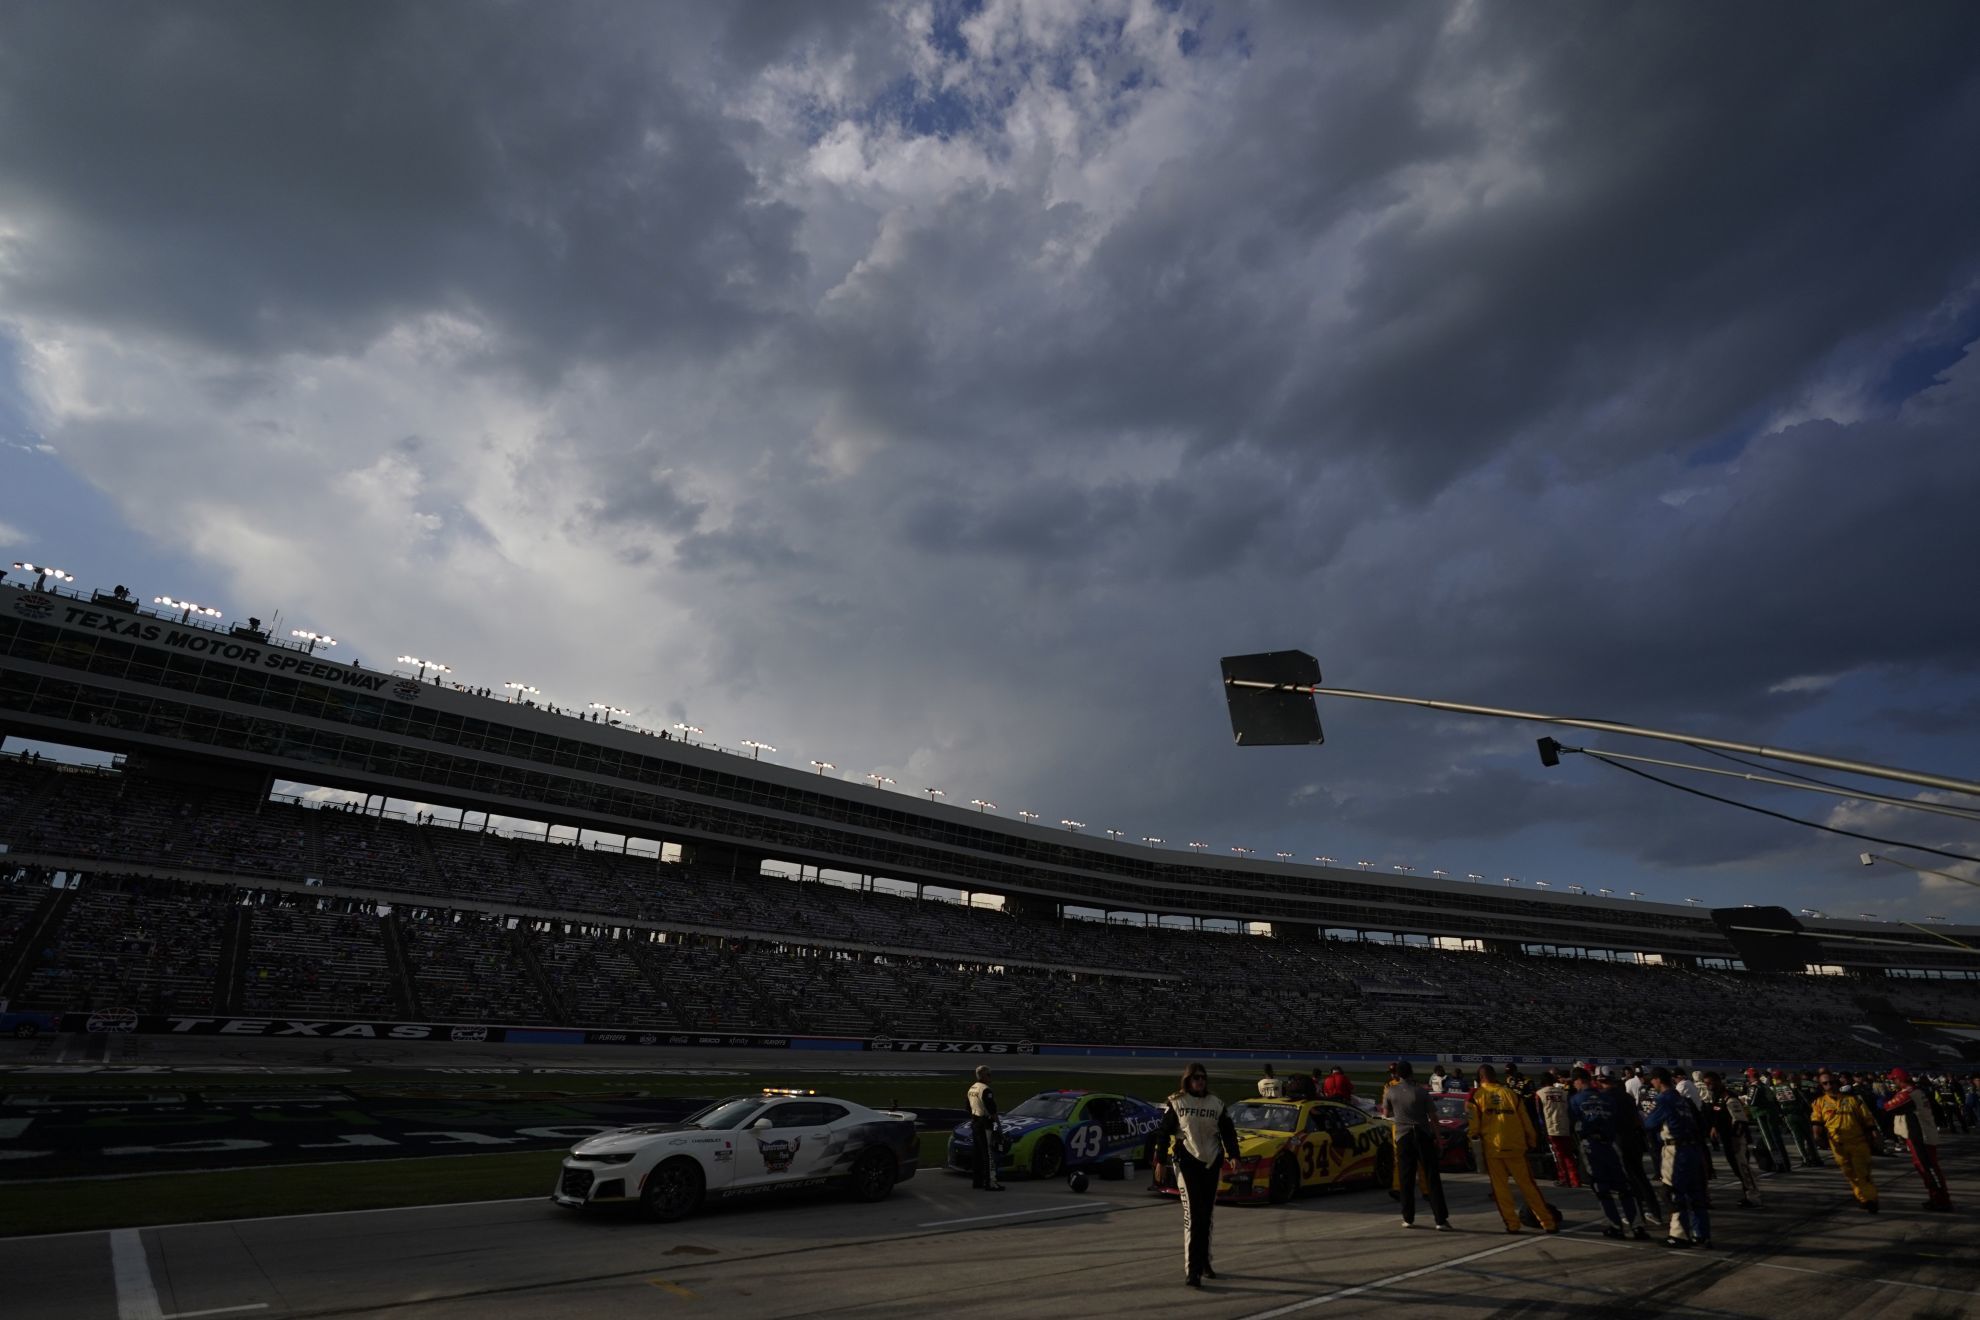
[947,1089,1165,1179]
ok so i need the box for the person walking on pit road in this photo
[1387,1061,1453,1231]
[1469,1064,1561,1234]
[967,1065,1005,1192]
[1882,1068,1956,1212]
[1155,1062,1242,1288]
[1810,1069,1879,1213]
[1642,1068,1711,1248]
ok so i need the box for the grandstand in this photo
[3,576,1978,1063]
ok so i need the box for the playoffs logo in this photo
[757,1136,802,1174]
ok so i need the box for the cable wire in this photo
[1688,742,1897,794]
[1581,752,1980,867]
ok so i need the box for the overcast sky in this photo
[4,1,1979,926]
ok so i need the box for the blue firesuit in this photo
[1643,1088,1711,1244]
[1569,1086,1641,1231]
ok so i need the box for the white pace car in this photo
[553,1089,920,1222]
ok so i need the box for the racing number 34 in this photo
[1297,1137,1327,1178]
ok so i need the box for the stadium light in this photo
[1597,887,1614,897]
[923,787,944,801]
[1858,851,1980,892]
[13,562,75,591]
[1392,863,1414,872]
[810,760,835,774]
[970,799,996,812]
[1274,851,1293,860]
[866,773,896,790]
[1230,845,1253,856]
[1431,869,1447,877]
[1465,873,1483,883]
[1926,915,1949,923]
[1315,855,1335,864]
[503,681,538,702]
[1356,860,1373,868]
[1061,819,1085,832]
[1684,897,1702,906]
[672,722,703,739]
[1858,912,1881,921]
[1143,836,1165,845]
[1222,650,1980,798]
[159,595,223,624]
[1567,884,1585,894]
[1533,880,1551,889]
[1503,876,1519,886]
[291,629,337,654]
[1187,841,1208,852]
[742,739,777,760]
[1107,829,1128,842]
[1799,908,1826,918]
[396,654,449,682]
[1627,890,1644,900]
[591,703,632,726]
[1019,810,1041,823]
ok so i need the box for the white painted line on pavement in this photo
[8,1197,547,1243]
[111,1228,165,1320]
[1543,1231,1980,1298]
[918,1204,1113,1228]
[162,1305,270,1319]
[1240,1224,1598,1318]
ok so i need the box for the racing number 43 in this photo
[1067,1124,1104,1162]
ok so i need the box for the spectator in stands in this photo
[1535,1071,1581,1188]
[1387,1062,1451,1232]
[1256,1063,1284,1099]
[1880,1068,1955,1212]
[1571,1068,1645,1240]
[1642,1068,1711,1249]
[1810,1069,1880,1213]
[1468,1063,1559,1235]
[1154,1063,1241,1288]
[967,1065,1005,1193]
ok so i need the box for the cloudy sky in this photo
[4,1,1979,925]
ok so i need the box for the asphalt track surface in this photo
[8,1038,1978,1317]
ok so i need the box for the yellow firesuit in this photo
[1468,1081,1557,1231]
[1810,1092,1878,1206]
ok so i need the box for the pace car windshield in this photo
[1007,1095,1080,1121]
[1226,1102,1298,1130]
[686,1097,768,1130]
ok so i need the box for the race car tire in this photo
[1268,1153,1299,1203]
[848,1149,898,1202]
[641,1157,705,1222]
[1030,1135,1065,1180]
[12,1024,38,1039]
[1372,1141,1395,1190]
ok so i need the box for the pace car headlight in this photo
[572,1150,636,1164]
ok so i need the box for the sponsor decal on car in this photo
[757,1136,802,1174]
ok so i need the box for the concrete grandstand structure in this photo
[3,574,1978,1064]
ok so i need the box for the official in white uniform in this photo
[1155,1062,1241,1288]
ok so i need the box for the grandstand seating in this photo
[2,756,1977,1063]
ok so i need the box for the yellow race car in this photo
[1154,1097,1394,1204]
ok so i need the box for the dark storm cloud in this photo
[0,3,801,370]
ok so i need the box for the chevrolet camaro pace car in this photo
[947,1089,1165,1180]
[1432,1092,1477,1170]
[1154,1098,1393,1204]
[554,1091,919,1222]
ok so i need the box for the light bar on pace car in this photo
[760,1087,818,1097]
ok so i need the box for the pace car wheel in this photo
[1372,1141,1395,1190]
[641,1157,705,1222]
[1030,1135,1064,1180]
[1268,1153,1299,1203]
[849,1149,898,1202]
